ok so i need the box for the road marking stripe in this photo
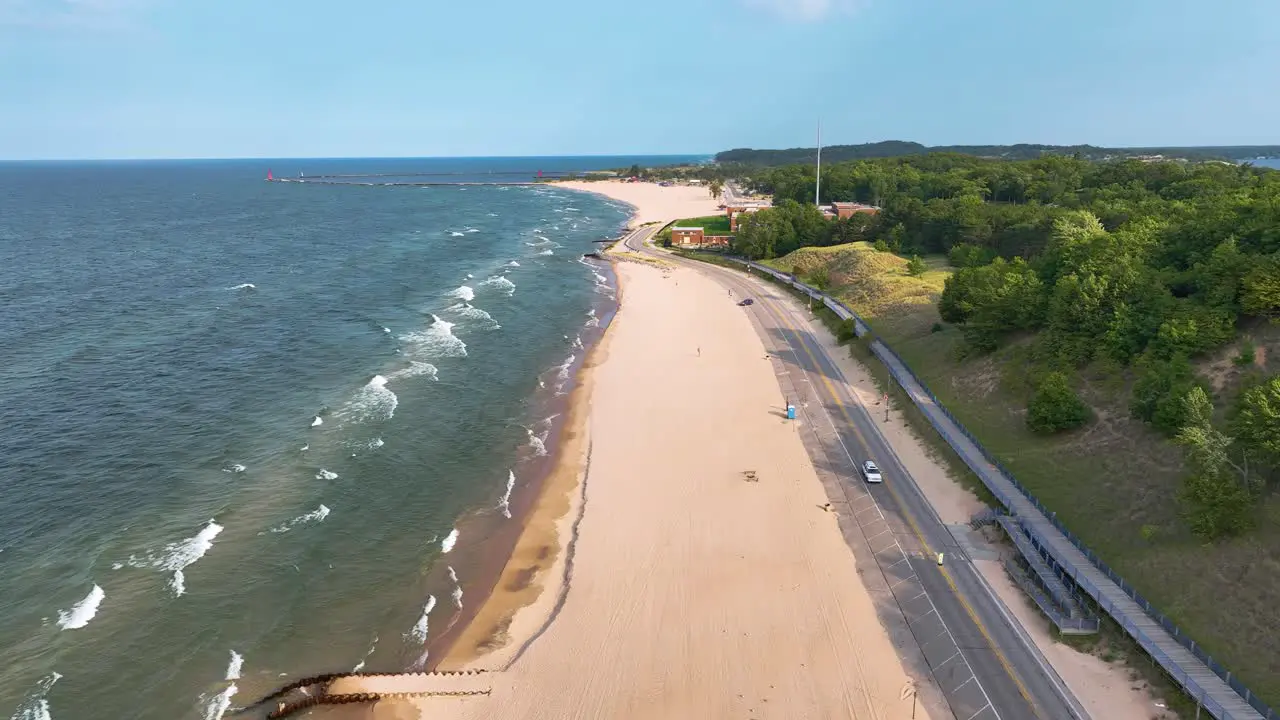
[751,283,1040,718]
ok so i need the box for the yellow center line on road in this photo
[734,272,1043,718]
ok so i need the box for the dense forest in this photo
[716,141,1280,166]
[733,154,1280,539]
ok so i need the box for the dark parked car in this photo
[738,298,754,306]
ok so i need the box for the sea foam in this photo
[225,651,243,680]
[311,415,323,427]
[449,567,464,608]
[269,504,331,534]
[447,303,499,328]
[448,285,475,302]
[526,427,548,457]
[339,375,398,423]
[441,528,459,553]
[497,470,516,519]
[201,684,237,720]
[479,275,516,296]
[315,469,339,480]
[11,672,61,720]
[127,520,223,597]
[389,361,438,381]
[399,315,467,358]
[407,595,437,643]
[227,283,256,291]
[56,584,104,630]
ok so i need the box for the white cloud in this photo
[742,0,866,22]
[0,0,147,30]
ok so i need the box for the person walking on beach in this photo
[697,347,701,357]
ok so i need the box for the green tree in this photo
[1233,376,1280,471]
[1130,352,1202,435]
[906,255,927,276]
[1241,254,1280,318]
[627,164,642,179]
[732,209,793,260]
[938,257,1046,351]
[708,179,724,200]
[1175,387,1256,540]
[1026,372,1092,434]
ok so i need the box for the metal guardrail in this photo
[728,257,1272,720]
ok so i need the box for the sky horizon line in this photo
[5,138,1280,164]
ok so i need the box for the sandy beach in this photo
[333,181,931,719]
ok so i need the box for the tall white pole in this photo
[815,121,822,207]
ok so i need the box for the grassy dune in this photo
[764,242,1280,707]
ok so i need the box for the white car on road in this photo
[862,460,882,483]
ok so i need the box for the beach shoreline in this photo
[422,188,652,670]
[416,221,628,672]
[343,180,938,720]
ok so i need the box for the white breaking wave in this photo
[497,470,516,519]
[449,567,464,608]
[526,427,548,457]
[506,260,520,268]
[449,231,465,237]
[557,354,576,381]
[448,285,475,302]
[127,520,223,597]
[201,683,237,720]
[269,504,331,534]
[399,315,467,358]
[226,651,243,680]
[56,584,104,630]
[339,375,398,423]
[389,361,438,382]
[441,528,459,553]
[446,303,500,328]
[352,635,379,672]
[227,283,255,291]
[316,469,339,480]
[479,275,516,296]
[10,672,61,720]
[585,308,599,328]
[381,326,391,334]
[537,249,553,256]
[311,415,323,427]
[487,212,499,217]
[572,335,584,350]
[407,595,437,643]
[466,227,480,233]
[367,437,385,450]
[221,464,246,474]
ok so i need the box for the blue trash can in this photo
[786,404,795,420]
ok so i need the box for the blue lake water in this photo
[0,156,699,720]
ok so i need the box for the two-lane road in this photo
[631,239,1086,720]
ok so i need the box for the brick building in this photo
[830,202,880,219]
[671,227,704,246]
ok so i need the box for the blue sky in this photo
[2,0,1277,159]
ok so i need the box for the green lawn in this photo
[673,214,732,234]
